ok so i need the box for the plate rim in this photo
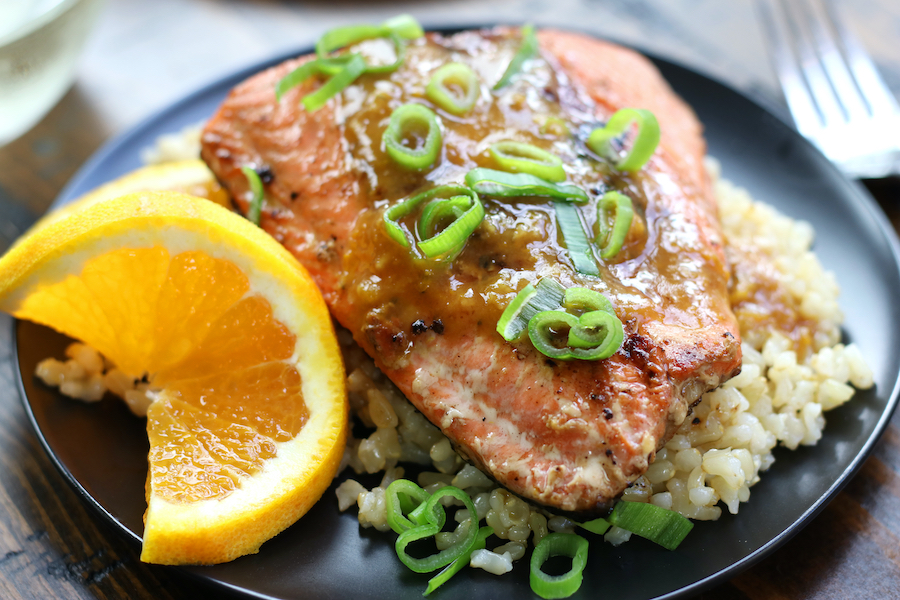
[18,22,900,600]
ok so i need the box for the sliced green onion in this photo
[360,33,407,75]
[562,287,614,316]
[418,195,470,241]
[577,518,610,536]
[597,190,635,259]
[418,197,484,259]
[316,14,423,58]
[385,479,431,534]
[424,526,493,595]
[379,13,425,40]
[587,108,660,172]
[566,310,623,359]
[554,202,599,277]
[383,103,442,171]
[489,141,565,182]
[494,23,538,90]
[278,15,424,105]
[528,307,623,361]
[528,311,579,360]
[465,168,588,202]
[240,166,264,226]
[608,500,694,550]
[426,63,480,115]
[316,24,384,58]
[275,55,358,102]
[496,278,566,342]
[395,486,479,573]
[529,533,589,599]
[301,53,368,112]
[384,185,483,260]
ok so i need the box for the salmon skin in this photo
[201,27,741,515]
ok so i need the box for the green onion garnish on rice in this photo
[240,165,265,226]
[587,107,660,172]
[385,479,431,533]
[383,103,443,171]
[426,63,480,115]
[494,23,539,90]
[577,517,610,536]
[608,500,694,550]
[425,526,494,595]
[596,190,635,259]
[394,486,479,573]
[489,141,566,182]
[464,168,588,202]
[529,532,589,599]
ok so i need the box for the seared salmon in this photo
[200,28,741,514]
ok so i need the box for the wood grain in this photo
[0,1,898,598]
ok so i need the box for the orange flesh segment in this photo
[18,246,306,504]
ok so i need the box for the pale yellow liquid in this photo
[0,0,103,145]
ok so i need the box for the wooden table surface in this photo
[1,0,899,598]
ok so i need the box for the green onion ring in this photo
[316,14,423,58]
[554,202,600,276]
[529,532,590,599]
[566,310,623,359]
[417,195,469,239]
[528,307,623,361]
[424,526,493,595]
[587,108,660,172]
[426,62,480,115]
[383,103,443,171]
[240,166,264,226]
[395,486,479,573]
[562,287,614,316]
[527,311,580,360]
[608,500,694,550]
[496,278,566,342]
[489,141,566,182]
[301,53,367,112]
[577,517,610,536]
[383,185,484,259]
[494,23,538,90]
[464,168,588,202]
[385,479,431,534]
[380,13,425,40]
[596,190,635,259]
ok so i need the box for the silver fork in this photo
[758,0,900,179]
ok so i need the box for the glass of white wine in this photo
[0,0,105,146]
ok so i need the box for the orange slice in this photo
[0,191,347,565]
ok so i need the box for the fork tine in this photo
[757,0,823,135]
[801,0,870,122]
[781,0,846,127]
[822,0,900,119]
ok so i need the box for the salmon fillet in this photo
[200,28,741,514]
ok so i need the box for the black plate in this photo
[14,31,900,600]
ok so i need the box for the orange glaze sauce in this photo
[334,30,721,365]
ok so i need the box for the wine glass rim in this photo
[0,0,88,47]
